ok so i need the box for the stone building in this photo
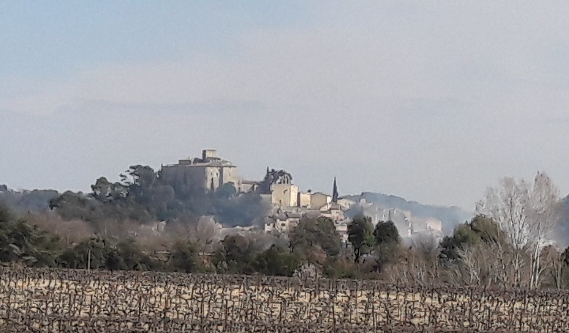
[264,211,302,233]
[240,180,260,193]
[251,168,299,207]
[310,192,332,210]
[297,191,312,208]
[319,202,345,222]
[161,149,240,192]
[271,183,299,207]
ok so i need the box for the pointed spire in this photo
[332,177,338,203]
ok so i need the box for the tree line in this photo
[2,169,569,289]
[48,165,269,228]
[1,203,569,288]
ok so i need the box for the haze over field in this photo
[2,1,569,210]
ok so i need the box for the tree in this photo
[476,172,561,288]
[49,191,93,219]
[91,177,127,203]
[0,204,12,224]
[440,217,520,288]
[121,165,157,192]
[372,220,400,272]
[0,188,59,214]
[254,244,301,276]
[450,241,511,287]
[215,183,237,200]
[214,234,259,274]
[0,206,63,267]
[439,215,505,261]
[169,241,202,273]
[59,236,109,269]
[323,257,362,279]
[373,220,399,246]
[383,244,442,285]
[289,217,342,262]
[58,236,158,271]
[347,215,374,263]
[116,238,158,271]
[541,245,566,289]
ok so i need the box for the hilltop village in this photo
[2,148,568,291]
[160,149,444,245]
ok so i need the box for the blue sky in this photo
[0,2,308,78]
[2,1,569,210]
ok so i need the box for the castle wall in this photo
[221,166,239,188]
[161,149,239,192]
[161,164,208,189]
[205,166,221,190]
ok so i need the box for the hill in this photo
[343,192,473,234]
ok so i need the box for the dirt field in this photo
[0,268,568,332]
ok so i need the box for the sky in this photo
[1,1,569,211]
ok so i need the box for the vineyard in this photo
[0,268,568,332]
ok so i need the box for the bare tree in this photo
[451,241,520,288]
[383,241,442,285]
[476,172,560,289]
[527,173,561,288]
[27,213,93,246]
[542,245,565,289]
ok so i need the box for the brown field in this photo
[0,268,568,332]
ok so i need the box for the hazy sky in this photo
[2,1,569,210]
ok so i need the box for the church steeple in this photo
[332,177,338,203]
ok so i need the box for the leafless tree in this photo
[541,245,565,289]
[27,213,93,246]
[452,241,519,287]
[476,172,561,289]
[384,242,442,285]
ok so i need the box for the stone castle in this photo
[161,149,239,192]
[160,149,336,209]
